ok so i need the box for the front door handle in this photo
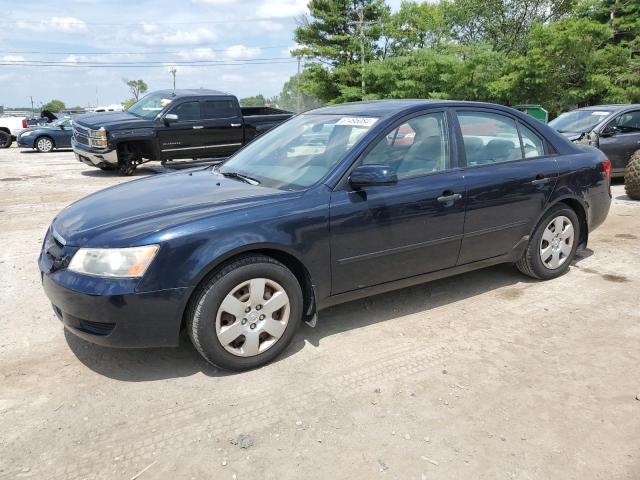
[192,126,204,130]
[530,176,550,186]
[437,192,462,203]
[230,123,242,127]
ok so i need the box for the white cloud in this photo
[258,20,285,32]
[224,44,261,59]
[177,48,217,61]
[222,74,243,82]
[191,0,235,4]
[132,26,218,46]
[17,16,87,33]
[64,54,88,63]
[256,0,307,18]
[2,55,25,62]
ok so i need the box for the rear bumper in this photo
[72,139,118,167]
[41,272,191,348]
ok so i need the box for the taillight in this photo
[601,159,611,178]
[22,118,27,129]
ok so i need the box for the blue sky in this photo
[0,0,408,108]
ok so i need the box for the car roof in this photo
[308,100,524,118]
[153,88,231,98]
[574,104,640,112]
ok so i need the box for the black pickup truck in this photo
[72,89,293,175]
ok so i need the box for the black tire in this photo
[35,136,54,153]
[187,255,303,371]
[118,153,138,176]
[516,204,580,280]
[0,131,12,148]
[624,150,640,200]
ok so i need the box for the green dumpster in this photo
[514,104,548,123]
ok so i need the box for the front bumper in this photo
[72,138,119,168]
[40,268,191,348]
[17,136,35,148]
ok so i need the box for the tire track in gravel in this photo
[4,343,453,479]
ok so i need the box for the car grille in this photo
[73,124,90,146]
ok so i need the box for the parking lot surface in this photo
[1,146,639,479]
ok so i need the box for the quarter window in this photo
[201,100,238,119]
[457,112,522,166]
[362,112,449,179]
[171,101,200,121]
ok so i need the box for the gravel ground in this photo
[0,145,639,480]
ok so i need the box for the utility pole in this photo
[169,68,177,93]
[358,6,366,99]
[29,96,34,115]
[296,57,302,114]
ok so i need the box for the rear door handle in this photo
[437,193,462,203]
[192,126,204,130]
[230,123,242,127]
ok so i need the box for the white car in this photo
[0,116,28,148]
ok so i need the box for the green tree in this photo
[125,79,148,102]
[294,0,391,103]
[41,99,65,112]
[240,94,268,106]
[273,73,323,112]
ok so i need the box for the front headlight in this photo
[88,127,108,148]
[21,131,33,137]
[68,245,159,277]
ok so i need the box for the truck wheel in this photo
[35,136,54,153]
[0,131,11,148]
[187,254,303,371]
[118,152,140,176]
[624,150,640,200]
[516,204,580,280]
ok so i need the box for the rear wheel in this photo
[516,204,580,280]
[624,150,640,200]
[187,255,303,371]
[35,136,54,153]
[0,131,12,148]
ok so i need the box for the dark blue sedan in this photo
[18,117,73,152]
[39,100,612,370]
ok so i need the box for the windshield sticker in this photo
[592,111,611,116]
[336,117,378,127]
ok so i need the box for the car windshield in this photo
[127,92,174,120]
[549,109,612,133]
[50,117,71,127]
[218,114,378,190]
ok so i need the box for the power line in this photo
[0,45,291,55]
[2,56,294,65]
[0,16,298,26]
[0,60,299,68]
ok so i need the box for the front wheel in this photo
[187,255,303,371]
[516,205,580,280]
[35,136,54,153]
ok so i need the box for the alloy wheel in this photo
[539,215,574,269]
[37,138,53,152]
[215,278,290,357]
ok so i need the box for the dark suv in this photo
[549,104,640,178]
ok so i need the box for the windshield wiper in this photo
[219,170,260,185]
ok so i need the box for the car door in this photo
[453,109,559,265]
[199,99,244,158]
[329,110,466,294]
[157,100,204,159]
[58,118,73,147]
[598,109,640,174]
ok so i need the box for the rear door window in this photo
[201,100,239,120]
[457,111,523,166]
[518,123,546,158]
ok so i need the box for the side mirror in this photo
[163,113,178,126]
[59,124,65,130]
[600,125,618,138]
[349,164,397,189]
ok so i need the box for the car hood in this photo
[21,125,64,134]
[74,111,156,130]
[52,168,297,246]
